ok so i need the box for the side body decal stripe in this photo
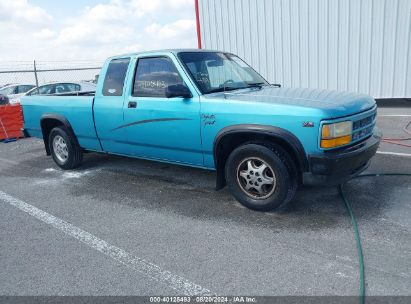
[111,118,192,131]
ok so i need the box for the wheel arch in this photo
[213,124,308,190]
[40,114,79,155]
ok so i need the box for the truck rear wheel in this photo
[225,143,296,211]
[49,127,83,169]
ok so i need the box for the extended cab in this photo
[21,50,381,211]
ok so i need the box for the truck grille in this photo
[351,110,377,142]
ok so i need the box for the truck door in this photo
[121,55,203,166]
[94,57,131,154]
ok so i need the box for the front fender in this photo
[213,124,308,190]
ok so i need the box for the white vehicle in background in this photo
[11,81,96,104]
[0,84,35,104]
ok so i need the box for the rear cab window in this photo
[103,58,130,96]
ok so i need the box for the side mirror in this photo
[165,84,192,99]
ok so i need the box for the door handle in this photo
[128,101,137,108]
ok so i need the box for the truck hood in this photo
[220,86,376,118]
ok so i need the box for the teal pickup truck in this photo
[21,49,381,211]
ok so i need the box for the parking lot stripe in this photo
[377,151,411,157]
[0,190,212,296]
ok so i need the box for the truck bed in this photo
[21,95,102,152]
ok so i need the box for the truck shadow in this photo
[3,150,397,232]
[71,153,392,231]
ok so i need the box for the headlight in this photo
[320,121,352,148]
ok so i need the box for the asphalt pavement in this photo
[0,108,410,297]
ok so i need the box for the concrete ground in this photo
[0,108,410,297]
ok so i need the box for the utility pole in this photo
[33,60,39,88]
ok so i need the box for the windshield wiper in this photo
[246,82,266,89]
[205,82,267,94]
[206,86,243,94]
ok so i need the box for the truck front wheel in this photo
[225,143,296,211]
[49,127,83,169]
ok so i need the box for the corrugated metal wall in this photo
[197,0,411,98]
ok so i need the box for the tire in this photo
[49,126,83,169]
[225,143,297,211]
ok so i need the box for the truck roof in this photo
[107,48,225,61]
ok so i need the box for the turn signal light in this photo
[320,120,352,148]
[320,135,352,148]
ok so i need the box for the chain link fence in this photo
[0,61,103,88]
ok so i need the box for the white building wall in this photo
[197,0,411,98]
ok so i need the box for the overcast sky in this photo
[0,0,198,62]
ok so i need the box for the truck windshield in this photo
[178,52,268,94]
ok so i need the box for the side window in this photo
[37,86,47,94]
[133,57,184,97]
[67,84,81,92]
[55,85,65,94]
[38,85,55,95]
[103,58,130,96]
[55,83,81,94]
[0,86,15,95]
[27,88,38,96]
[17,85,35,94]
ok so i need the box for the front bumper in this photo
[303,128,381,186]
